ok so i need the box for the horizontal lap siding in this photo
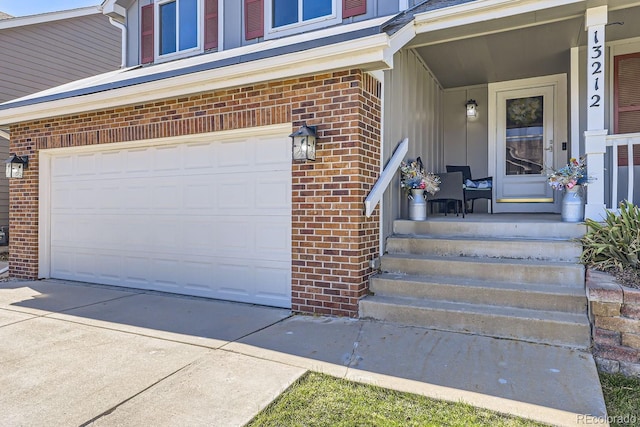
[0,14,121,103]
[10,69,381,317]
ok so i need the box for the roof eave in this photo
[0,33,393,126]
[413,0,586,33]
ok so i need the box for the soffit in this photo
[410,3,640,88]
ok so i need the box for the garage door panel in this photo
[216,220,251,253]
[256,176,290,212]
[255,260,290,295]
[99,184,124,211]
[218,140,251,168]
[76,153,98,176]
[252,135,290,160]
[48,132,291,308]
[152,183,181,211]
[125,148,151,173]
[184,184,216,210]
[123,255,152,286]
[183,143,215,169]
[100,150,123,175]
[51,155,74,178]
[154,145,181,171]
[218,181,254,210]
[96,254,122,282]
[255,221,290,255]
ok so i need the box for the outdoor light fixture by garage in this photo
[290,123,317,162]
[5,154,28,179]
[466,99,478,118]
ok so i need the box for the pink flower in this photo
[566,182,575,189]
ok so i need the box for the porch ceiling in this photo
[408,3,640,89]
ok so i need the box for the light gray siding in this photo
[126,0,404,63]
[0,12,121,231]
[223,1,242,50]
[442,86,490,211]
[0,14,121,103]
[382,49,443,239]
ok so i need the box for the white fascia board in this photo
[413,0,585,33]
[101,2,126,21]
[0,129,9,140]
[387,20,416,57]
[0,33,392,125]
[0,7,100,30]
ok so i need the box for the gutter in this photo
[101,2,128,69]
[109,17,127,69]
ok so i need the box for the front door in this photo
[489,75,567,213]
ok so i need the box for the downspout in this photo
[109,17,127,68]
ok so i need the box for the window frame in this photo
[154,0,203,63]
[264,0,341,40]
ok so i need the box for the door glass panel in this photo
[505,96,544,175]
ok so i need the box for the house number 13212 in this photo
[590,30,602,108]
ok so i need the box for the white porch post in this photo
[584,6,608,221]
[584,130,608,220]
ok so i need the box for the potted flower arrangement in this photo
[400,158,440,197]
[547,157,589,222]
[399,157,440,221]
[547,157,588,191]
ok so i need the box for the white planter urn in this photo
[561,185,585,222]
[409,188,427,221]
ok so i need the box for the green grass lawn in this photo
[248,371,640,427]
[247,372,546,427]
[600,372,640,427]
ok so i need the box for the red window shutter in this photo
[204,0,219,50]
[141,4,154,64]
[244,0,263,40]
[614,52,640,167]
[343,0,366,19]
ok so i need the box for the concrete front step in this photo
[385,235,582,262]
[371,273,587,313]
[394,218,587,240]
[381,253,585,286]
[359,295,592,348]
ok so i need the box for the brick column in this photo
[291,70,381,317]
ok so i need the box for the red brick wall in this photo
[9,69,382,317]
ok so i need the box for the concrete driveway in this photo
[0,279,607,427]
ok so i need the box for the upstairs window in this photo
[272,0,333,28]
[245,0,366,41]
[141,0,218,64]
[159,0,199,55]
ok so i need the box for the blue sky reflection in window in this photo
[160,0,198,55]
[273,0,332,28]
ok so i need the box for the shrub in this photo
[580,201,640,286]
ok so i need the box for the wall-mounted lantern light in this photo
[290,123,317,162]
[466,99,478,118]
[5,154,28,179]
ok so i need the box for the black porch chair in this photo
[426,171,466,218]
[446,165,493,214]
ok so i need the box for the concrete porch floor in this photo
[0,279,607,426]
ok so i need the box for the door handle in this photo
[545,140,553,152]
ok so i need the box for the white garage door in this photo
[45,129,292,308]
